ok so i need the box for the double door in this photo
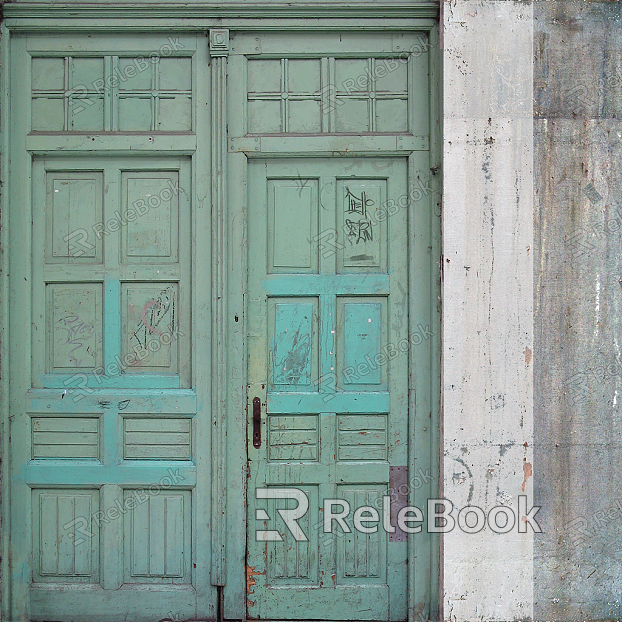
[5,28,437,622]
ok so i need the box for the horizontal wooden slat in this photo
[268,445,318,461]
[124,445,191,460]
[26,389,197,414]
[125,432,190,445]
[39,374,181,391]
[338,414,387,430]
[32,445,99,459]
[125,418,191,433]
[26,133,197,155]
[32,417,99,432]
[269,431,317,446]
[339,430,386,445]
[261,274,389,296]
[8,7,439,25]
[230,134,428,154]
[42,265,182,282]
[339,445,387,459]
[268,415,318,430]
[338,446,387,460]
[269,392,389,414]
[33,431,98,445]
[23,464,197,486]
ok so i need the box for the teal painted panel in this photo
[336,486,387,583]
[121,171,179,263]
[268,179,319,273]
[47,283,103,372]
[247,157,410,621]
[46,173,103,264]
[337,296,388,391]
[260,485,320,585]
[342,302,382,385]
[32,489,100,583]
[124,490,191,583]
[270,299,318,388]
[121,283,179,373]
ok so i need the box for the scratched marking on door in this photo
[337,181,385,270]
[122,283,179,372]
[56,312,97,367]
[132,285,176,349]
[49,283,102,370]
[344,186,374,245]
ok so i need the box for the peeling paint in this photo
[521,461,533,492]
[246,564,264,596]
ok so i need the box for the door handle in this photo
[252,397,261,448]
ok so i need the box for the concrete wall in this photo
[534,0,622,619]
[443,1,534,619]
[443,0,622,619]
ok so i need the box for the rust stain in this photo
[524,346,532,366]
[521,460,533,491]
[246,564,264,595]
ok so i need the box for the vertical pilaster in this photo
[443,2,534,619]
[210,27,229,588]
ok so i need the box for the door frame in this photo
[1,29,215,622]
[223,24,443,622]
[0,6,442,621]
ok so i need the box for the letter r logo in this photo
[255,488,309,542]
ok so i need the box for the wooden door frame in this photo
[0,6,442,621]
[224,24,442,622]
[1,29,214,621]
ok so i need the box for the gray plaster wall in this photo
[534,0,622,619]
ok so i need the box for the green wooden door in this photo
[247,158,410,620]
[7,33,217,621]
[4,22,438,622]
[235,30,437,621]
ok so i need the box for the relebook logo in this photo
[254,488,542,542]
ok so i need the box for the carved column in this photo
[209,28,229,588]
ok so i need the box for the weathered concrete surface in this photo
[443,1,534,619]
[534,1,622,619]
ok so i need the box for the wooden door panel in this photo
[31,155,192,390]
[247,157,409,621]
[8,33,214,622]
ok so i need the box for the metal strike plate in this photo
[389,465,409,542]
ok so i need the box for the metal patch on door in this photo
[389,466,408,542]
